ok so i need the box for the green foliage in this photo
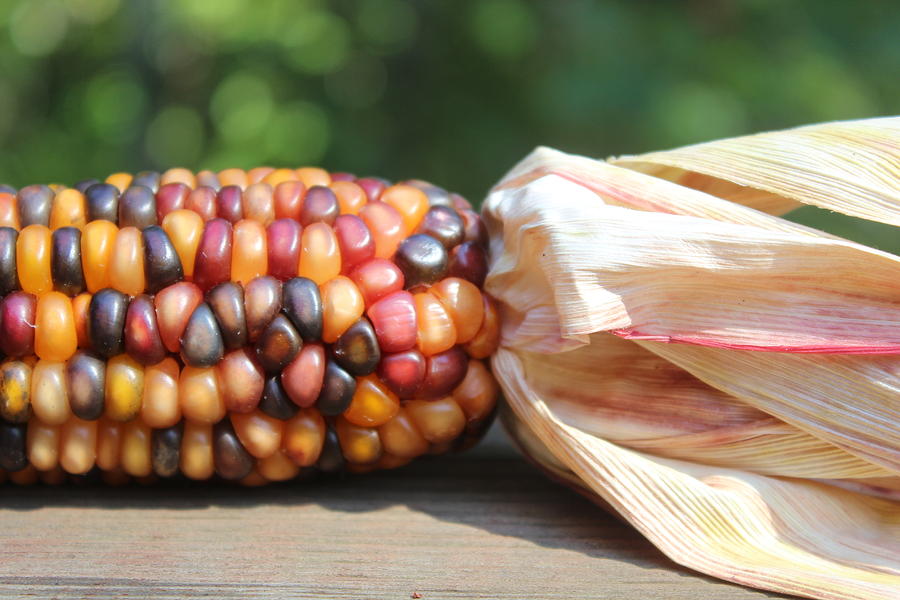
[0,0,896,250]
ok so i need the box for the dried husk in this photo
[484,118,900,600]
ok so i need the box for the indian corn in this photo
[0,168,499,485]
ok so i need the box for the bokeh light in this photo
[468,0,537,60]
[145,105,205,166]
[83,70,148,143]
[210,71,275,143]
[280,10,351,75]
[0,1,896,251]
[355,0,418,53]
[63,0,120,25]
[10,0,69,56]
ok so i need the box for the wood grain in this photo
[0,452,792,599]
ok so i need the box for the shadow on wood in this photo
[0,455,793,599]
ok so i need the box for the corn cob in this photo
[0,168,499,486]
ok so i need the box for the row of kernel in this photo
[154,191,487,288]
[0,364,498,481]
[0,208,487,301]
[0,336,497,427]
[88,166,346,194]
[84,166,476,214]
[0,171,484,241]
[0,342,495,439]
[0,267,497,381]
[0,223,182,298]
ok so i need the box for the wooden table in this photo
[0,427,790,599]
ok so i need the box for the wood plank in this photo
[0,456,791,599]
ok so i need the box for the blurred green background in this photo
[0,0,896,250]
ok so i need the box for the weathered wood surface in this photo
[0,430,791,599]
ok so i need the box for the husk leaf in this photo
[485,117,900,599]
[517,333,893,482]
[613,116,900,225]
[497,348,900,600]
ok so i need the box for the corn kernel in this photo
[17,224,53,295]
[81,219,118,292]
[35,291,77,362]
[49,188,87,230]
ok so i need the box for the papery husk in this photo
[614,116,900,225]
[484,117,900,600]
[497,352,899,600]
[515,333,894,483]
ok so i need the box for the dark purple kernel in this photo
[316,361,356,417]
[17,184,54,227]
[74,179,100,194]
[416,206,465,248]
[151,422,183,477]
[316,427,345,473]
[180,302,225,368]
[132,171,161,193]
[254,314,302,374]
[84,183,120,224]
[282,277,323,341]
[66,351,106,421]
[0,227,20,297]
[206,282,247,351]
[393,234,449,288]
[213,418,254,480]
[0,422,27,471]
[142,226,184,293]
[118,185,158,230]
[87,288,128,358]
[51,227,85,296]
[258,376,299,420]
[331,318,380,376]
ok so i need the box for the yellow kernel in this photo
[120,419,153,477]
[105,172,133,193]
[104,355,144,422]
[320,275,364,343]
[295,167,331,187]
[162,209,204,278]
[16,224,53,294]
[35,292,77,362]
[49,188,87,230]
[26,420,60,471]
[81,220,119,292]
[30,360,71,426]
[59,417,98,475]
[161,167,196,188]
[109,226,146,296]
[298,222,341,285]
